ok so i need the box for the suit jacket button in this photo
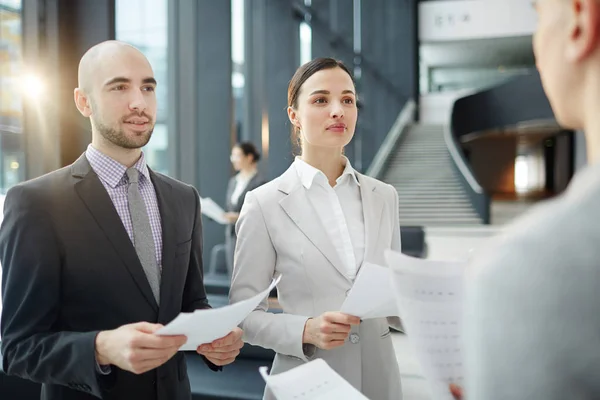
[350,333,360,344]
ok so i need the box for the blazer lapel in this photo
[357,174,384,268]
[149,171,177,315]
[72,154,159,312]
[278,166,350,282]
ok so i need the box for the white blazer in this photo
[230,163,403,400]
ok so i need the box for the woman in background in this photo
[230,58,403,400]
[224,142,265,277]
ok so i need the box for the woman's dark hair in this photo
[235,142,261,163]
[287,58,355,153]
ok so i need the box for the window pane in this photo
[0,0,25,193]
[115,0,169,175]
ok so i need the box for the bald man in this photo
[457,0,600,399]
[0,41,243,400]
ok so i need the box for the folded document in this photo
[156,275,281,351]
[259,359,368,400]
[340,262,399,319]
[200,197,228,225]
[385,250,466,400]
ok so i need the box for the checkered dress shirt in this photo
[85,145,163,268]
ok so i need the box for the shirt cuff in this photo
[96,361,111,375]
[302,344,317,360]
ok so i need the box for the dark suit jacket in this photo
[225,174,265,237]
[0,154,218,400]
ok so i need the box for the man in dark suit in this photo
[0,40,243,400]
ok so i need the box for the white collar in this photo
[293,156,360,190]
[236,171,257,183]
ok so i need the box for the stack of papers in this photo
[385,250,467,400]
[259,359,369,400]
[156,276,281,350]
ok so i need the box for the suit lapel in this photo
[150,171,177,314]
[278,166,350,283]
[72,154,159,312]
[357,174,384,270]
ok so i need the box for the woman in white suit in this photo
[229,58,402,400]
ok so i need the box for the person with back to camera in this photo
[223,142,266,276]
[229,57,404,400]
[453,0,600,399]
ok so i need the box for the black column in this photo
[244,0,300,179]
[169,0,233,268]
[359,0,418,170]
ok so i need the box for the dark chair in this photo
[400,226,427,258]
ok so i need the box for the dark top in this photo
[225,173,266,236]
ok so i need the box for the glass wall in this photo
[115,0,169,175]
[0,0,25,193]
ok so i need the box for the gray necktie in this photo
[127,167,161,302]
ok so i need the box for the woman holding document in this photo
[223,142,265,275]
[229,58,403,400]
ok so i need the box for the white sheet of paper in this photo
[384,250,466,400]
[339,263,399,319]
[200,197,228,225]
[156,275,281,351]
[259,358,369,400]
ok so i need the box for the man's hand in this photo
[302,312,360,350]
[197,327,243,366]
[449,383,463,399]
[95,322,187,375]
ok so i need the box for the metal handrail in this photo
[443,124,484,194]
[366,99,416,178]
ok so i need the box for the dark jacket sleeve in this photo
[0,185,107,398]
[180,186,221,371]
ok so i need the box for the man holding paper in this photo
[0,41,242,400]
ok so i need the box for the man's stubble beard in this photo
[94,119,154,150]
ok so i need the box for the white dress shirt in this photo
[231,171,256,206]
[293,157,365,279]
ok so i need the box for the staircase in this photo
[381,124,483,226]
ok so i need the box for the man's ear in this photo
[74,88,93,117]
[566,0,600,61]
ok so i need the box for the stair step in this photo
[398,202,474,208]
[379,123,484,227]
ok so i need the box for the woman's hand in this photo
[224,212,239,224]
[302,312,360,350]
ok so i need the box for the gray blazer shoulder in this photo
[465,168,600,400]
